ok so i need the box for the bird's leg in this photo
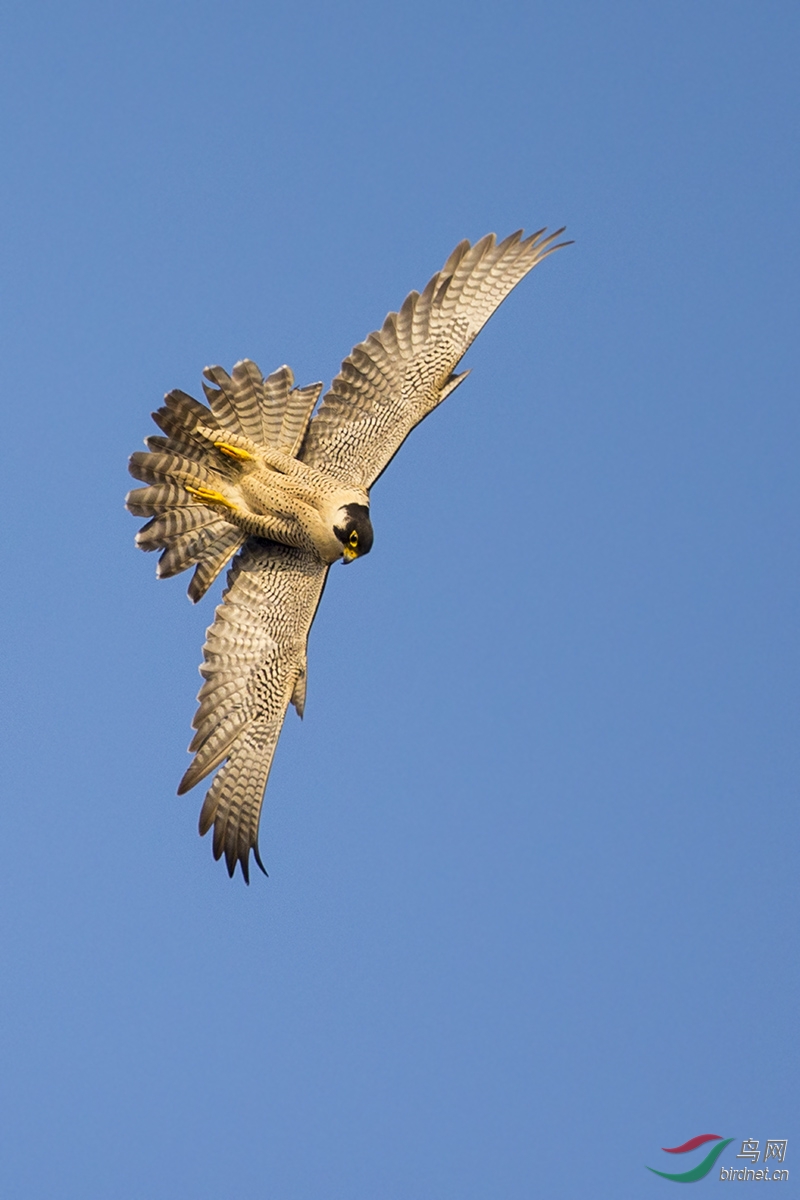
[214,442,254,463]
[185,484,240,512]
[184,479,311,549]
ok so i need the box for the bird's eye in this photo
[349,531,359,548]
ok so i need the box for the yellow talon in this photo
[185,484,239,512]
[214,442,254,462]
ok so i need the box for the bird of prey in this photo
[127,227,570,881]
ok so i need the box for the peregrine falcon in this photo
[127,228,570,880]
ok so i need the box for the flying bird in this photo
[127,227,570,880]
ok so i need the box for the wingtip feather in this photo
[179,765,199,797]
[253,843,269,877]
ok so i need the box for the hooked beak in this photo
[342,546,357,564]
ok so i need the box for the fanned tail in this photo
[201,360,322,455]
[126,388,248,601]
[127,361,324,602]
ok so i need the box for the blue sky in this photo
[1,1,798,1196]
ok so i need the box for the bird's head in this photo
[333,503,374,563]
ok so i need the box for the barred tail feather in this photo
[201,360,322,454]
[155,520,233,580]
[135,504,220,548]
[126,484,197,517]
[128,448,221,488]
[187,527,246,603]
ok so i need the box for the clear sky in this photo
[1,2,797,1197]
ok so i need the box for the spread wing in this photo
[178,539,329,881]
[300,227,570,488]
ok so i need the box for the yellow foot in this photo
[214,441,254,462]
[185,484,239,513]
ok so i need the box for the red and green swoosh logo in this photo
[647,1134,734,1182]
